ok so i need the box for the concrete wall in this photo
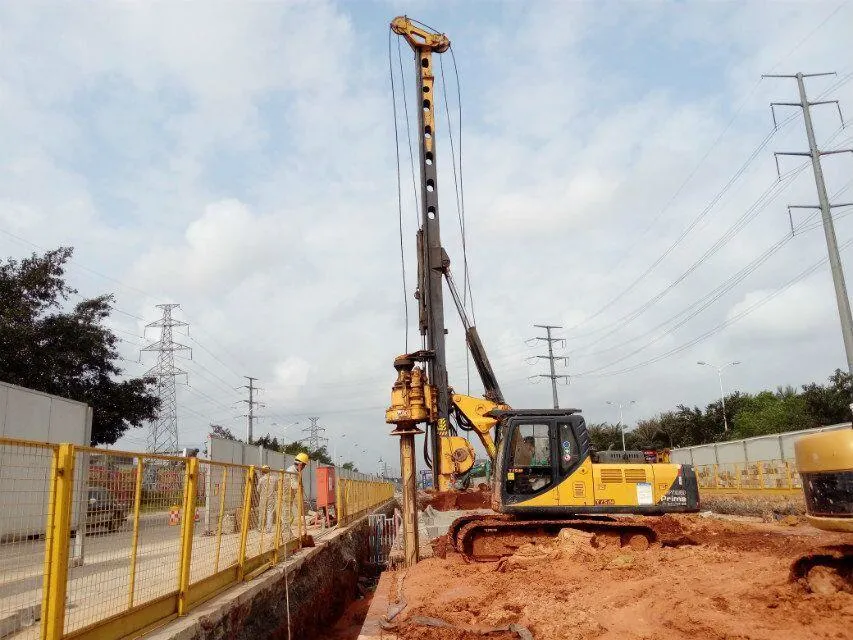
[205,435,385,519]
[0,382,92,540]
[670,422,852,466]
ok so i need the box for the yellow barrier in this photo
[0,438,307,640]
[336,478,395,527]
[695,459,803,496]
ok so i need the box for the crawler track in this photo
[450,515,673,562]
[789,544,853,591]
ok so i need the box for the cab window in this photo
[558,421,580,475]
[506,423,553,495]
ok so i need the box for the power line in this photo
[576,236,853,378]
[569,123,848,358]
[564,69,852,339]
[569,163,810,355]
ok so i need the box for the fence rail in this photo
[336,479,395,527]
[695,458,803,495]
[0,437,394,640]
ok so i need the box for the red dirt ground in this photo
[383,514,852,640]
[419,486,492,511]
[313,592,374,640]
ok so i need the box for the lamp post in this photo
[271,421,299,445]
[606,400,636,451]
[697,361,740,432]
[334,434,347,467]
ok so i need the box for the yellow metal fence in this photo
[335,479,395,527]
[695,458,803,495]
[0,437,394,640]
[0,441,274,638]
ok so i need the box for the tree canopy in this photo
[0,247,160,445]
[589,368,851,451]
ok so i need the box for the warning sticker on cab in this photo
[636,482,654,505]
[507,472,515,480]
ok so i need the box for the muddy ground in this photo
[312,592,373,640]
[381,514,851,640]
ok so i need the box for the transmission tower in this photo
[528,324,570,409]
[141,304,191,453]
[765,71,853,376]
[300,417,328,451]
[240,376,265,444]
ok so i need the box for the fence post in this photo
[238,466,256,581]
[336,476,344,526]
[712,464,719,488]
[273,471,285,564]
[177,457,199,616]
[784,460,793,489]
[213,467,228,573]
[127,457,144,609]
[41,443,76,640]
[297,474,306,540]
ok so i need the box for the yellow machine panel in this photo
[510,461,687,511]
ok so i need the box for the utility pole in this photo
[141,304,191,454]
[765,71,853,377]
[239,376,264,444]
[300,417,328,452]
[529,324,570,408]
[606,400,636,451]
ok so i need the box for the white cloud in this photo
[1,1,852,472]
[726,281,834,340]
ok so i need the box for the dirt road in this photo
[385,514,851,640]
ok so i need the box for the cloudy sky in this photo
[2,1,852,473]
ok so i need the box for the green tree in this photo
[0,247,159,445]
[801,369,851,426]
[732,391,811,438]
[587,423,623,451]
[210,424,240,441]
[279,440,332,465]
[341,461,358,471]
[629,417,672,449]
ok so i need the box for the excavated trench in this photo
[144,500,398,640]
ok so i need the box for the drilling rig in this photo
[385,16,700,562]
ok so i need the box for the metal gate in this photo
[367,513,399,566]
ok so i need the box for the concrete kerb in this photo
[142,499,398,640]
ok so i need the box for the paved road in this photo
[0,509,313,639]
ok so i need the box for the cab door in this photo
[556,418,594,506]
[501,419,560,506]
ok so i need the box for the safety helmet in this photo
[295,452,309,465]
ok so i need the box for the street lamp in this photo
[606,400,636,451]
[697,361,740,432]
[334,434,347,467]
[271,421,299,444]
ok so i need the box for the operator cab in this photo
[490,409,590,504]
